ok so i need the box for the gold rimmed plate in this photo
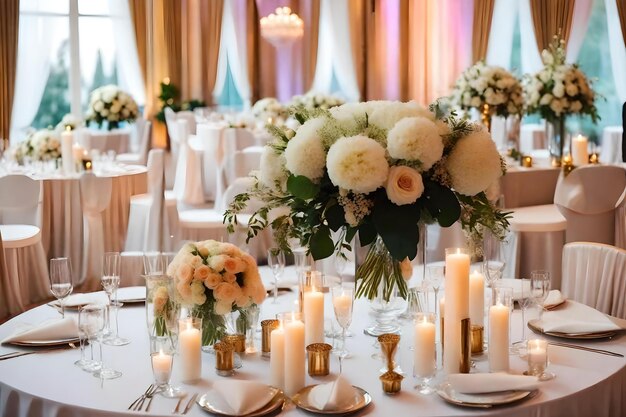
[528,319,618,340]
[196,388,284,417]
[9,337,81,347]
[437,383,537,408]
[292,385,372,415]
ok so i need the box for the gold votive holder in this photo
[460,318,471,373]
[471,325,484,355]
[222,334,245,353]
[378,334,400,372]
[380,370,403,395]
[82,159,92,170]
[306,343,332,376]
[589,152,600,164]
[261,319,279,358]
[521,155,533,167]
[214,341,234,376]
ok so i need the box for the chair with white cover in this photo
[554,165,626,246]
[221,149,262,189]
[164,107,179,189]
[196,124,223,202]
[171,119,205,205]
[0,175,49,315]
[561,242,626,319]
[116,120,152,165]
[0,231,10,319]
[223,128,258,155]
[79,173,113,291]
[176,110,197,135]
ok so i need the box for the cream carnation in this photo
[368,101,434,129]
[387,117,444,170]
[259,146,287,190]
[326,135,389,193]
[385,166,424,205]
[446,129,502,196]
[284,117,327,182]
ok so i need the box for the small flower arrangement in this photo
[523,36,599,122]
[289,91,345,111]
[10,129,61,164]
[252,97,288,123]
[450,61,524,117]
[85,85,139,130]
[166,240,266,345]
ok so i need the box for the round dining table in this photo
[1,267,625,417]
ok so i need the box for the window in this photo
[216,59,244,110]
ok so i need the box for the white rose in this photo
[539,94,553,105]
[552,83,565,98]
[470,96,482,107]
[94,100,104,112]
[385,166,424,206]
[541,49,554,65]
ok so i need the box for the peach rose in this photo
[214,282,241,303]
[193,265,211,280]
[223,272,237,284]
[215,300,233,315]
[385,166,424,206]
[197,246,210,258]
[235,294,252,308]
[203,272,222,289]
[224,257,246,274]
[153,286,169,314]
[178,264,194,285]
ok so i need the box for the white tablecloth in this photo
[1,268,625,417]
[77,129,131,154]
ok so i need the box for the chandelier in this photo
[260,7,304,47]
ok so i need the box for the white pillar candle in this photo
[469,270,485,326]
[488,303,510,372]
[414,315,436,377]
[270,325,285,389]
[179,319,202,382]
[303,286,324,346]
[283,312,305,396]
[72,143,85,161]
[572,134,589,166]
[151,349,173,384]
[443,249,470,374]
[61,130,75,174]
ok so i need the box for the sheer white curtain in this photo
[213,0,251,107]
[310,0,360,102]
[486,0,519,68]
[107,0,145,106]
[566,0,593,62]
[10,13,55,142]
[519,0,542,74]
[605,0,626,102]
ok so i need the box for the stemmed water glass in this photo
[483,234,506,292]
[512,278,532,353]
[93,314,123,380]
[531,270,551,321]
[244,304,260,353]
[427,264,444,318]
[293,247,313,280]
[331,284,354,373]
[76,304,104,372]
[49,258,73,318]
[102,252,129,346]
[267,248,285,304]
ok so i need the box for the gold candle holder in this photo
[378,334,400,372]
[460,318,471,373]
[471,324,484,355]
[214,341,234,376]
[306,343,332,376]
[589,152,599,164]
[480,103,492,132]
[82,159,92,170]
[562,155,574,176]
[261,319,279,358]
[380,370,403,395]
[521,155,533,167]
[222,334,245,353]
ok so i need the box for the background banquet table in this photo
[77,129,132,154]
[1,267,625,417]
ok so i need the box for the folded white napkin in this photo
[308,375,358,411]
[116,286,146,302]
[543,290,565,309]
[2,317,79,344]
[210,380,276,416]
[448,373,539,394]
[541,300,621,334]
[51,292,107,308]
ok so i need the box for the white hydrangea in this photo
[387,117,444,171]
[369,101,434,129]
[259,146,287,191]
[446,129,502,196]
[284,117,327,182]
[326,135,389,194]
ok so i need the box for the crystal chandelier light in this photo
[260,7,304,47]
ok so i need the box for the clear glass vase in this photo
[145,275,180,350]
[546,116,567,166]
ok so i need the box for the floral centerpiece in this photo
[166,240,266,346]
[85,85,139,131]
[252,97,288,124]
[226,100,510,301]
[450,61,523,131]
[10,129,61,164]
[523,36,599,164]
[289,91,345,111]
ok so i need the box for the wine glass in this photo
[267,248,285,304]
[102,252,129,346]
[512,278,532,353]
[49,258,73,318]
[93,307,123,380]
[293,247,313,280]
[331,284,354,373]
[427,264,444,317]
[483,234,506,292]
[76,304,104,372]
[531,270,550,321]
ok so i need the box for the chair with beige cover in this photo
[554,165,626,246]
[171,119,205,205]
[0,175,49,314]
[0,230,10,319]
[561,242,626,319]
[116,120,152,166]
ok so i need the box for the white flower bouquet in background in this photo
[167,240,266,346]
[10,129,61,164]
[85,85,139,131]
[226,100,510,300]
[252,97,288,124]
[55,113,82,132]
[450,61,524,120]
[289,91,345,111]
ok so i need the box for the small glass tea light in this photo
[261,319,280,358]
[521,155,533,168]
[413,313,436,395]
[306,343,332,376]
[380,370,403,395]
[214,341,235,376]
[526,339,554,381]
[82,159,92,171]
[150,336,182,398]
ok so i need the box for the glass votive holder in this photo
[413,312,436,395]
[149,336,182,398]
[306,343,332,376]
[526,339,554,381]
[488,287,512,373]
[521,155,533,167]
[261,319,280,358]
[214,341,235,376]
[178,317,202,383]
[299,270,324,312]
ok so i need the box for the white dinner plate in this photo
[9,337,80,347]
[437,383,536,408]
[291,385,372,415]
[196,387,283,417]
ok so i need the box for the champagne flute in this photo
[245,304,260,353]
[267,248,285,304]
[427,264,444,317]
[77,304,104,372]
[531,270,550,322]
[331,284,354,373]
[102,252,129,346]
[49,258,73,318]
[293,247,313,280]
[483,234,506,293]
[512,278,532,353]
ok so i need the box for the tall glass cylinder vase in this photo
[145,275,179,351]
[546,116,567,166]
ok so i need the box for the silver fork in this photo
[134,385,160,411]
[128,384,154,411]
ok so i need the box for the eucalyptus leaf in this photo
[423,179,461,227]
[309,225,334,260]
[287,175,320,200]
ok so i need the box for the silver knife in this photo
[548,341,624,357]
[182,393,198,415]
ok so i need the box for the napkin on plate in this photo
[51,292,108,308]
[540,300,622,334]
[210,380,277,416]
[116,286,146,302]
[543,290,565,309]
[1,317,79,344]
[308,375,359,411]
[447,373,539,394]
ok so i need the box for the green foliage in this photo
[155,81,205,123]
[32,40,71,129]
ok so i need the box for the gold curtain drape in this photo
[617,0,626,45]
[0,0,19,142]
[472,0,495,62]
[163,0,182,89]
[347,0,367,99]
[128,0,147,95]
[529,0,576,51]
[199,0,224,105]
